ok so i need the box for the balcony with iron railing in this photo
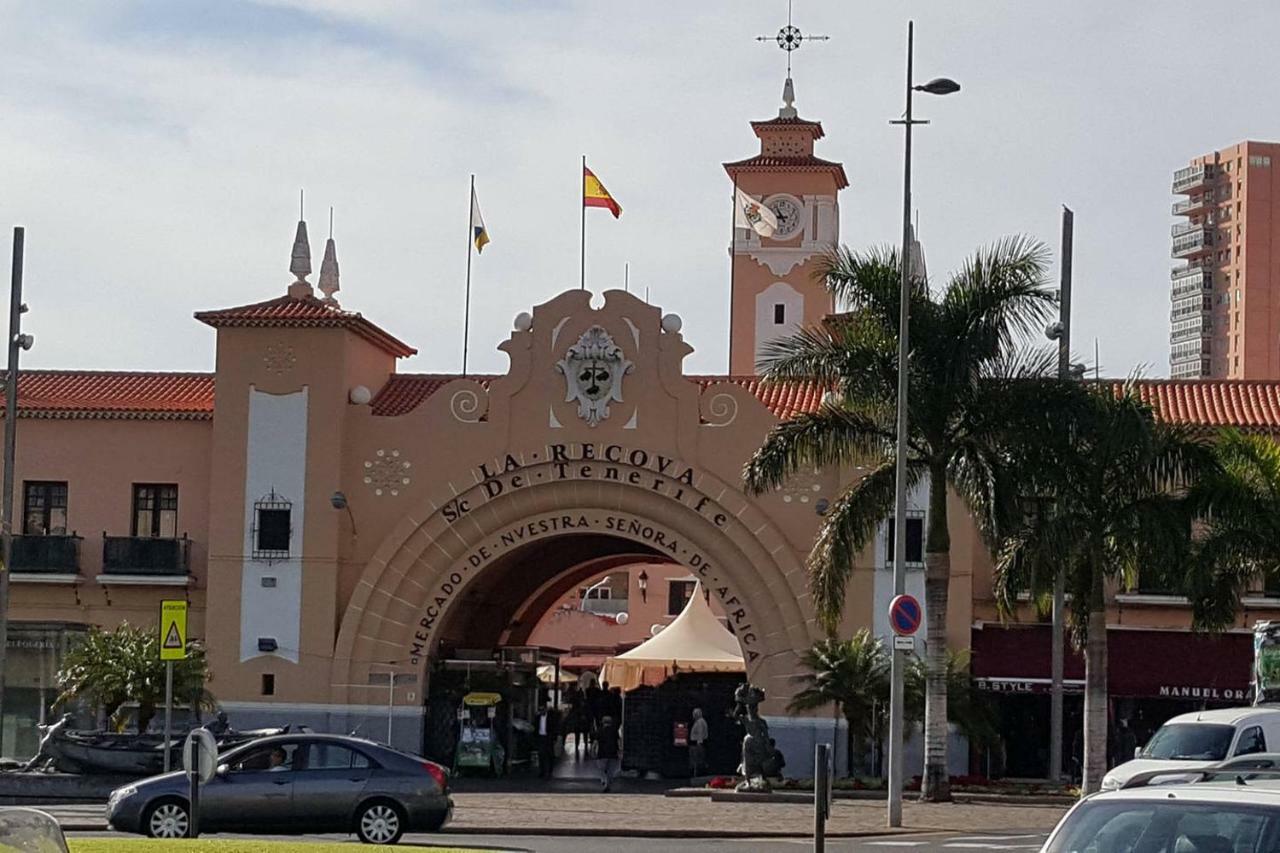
[1173,163,1215,193]
[101,535,191,577]
[1172,229,1213,258]
[9,534,82,574]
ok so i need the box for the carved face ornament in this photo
[556,325,633,427]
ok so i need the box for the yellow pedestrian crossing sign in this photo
[160,600,188,661]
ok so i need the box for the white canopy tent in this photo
[600,581,745,691]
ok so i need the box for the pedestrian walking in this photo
[536,704,558,778]
[586,680,604,751]
[597,714,620,792]
[689,707,709,777]
[565,684,587,756]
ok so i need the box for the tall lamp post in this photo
[0,227,34,737]
[888,23,958,828]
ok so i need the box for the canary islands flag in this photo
[470,187,489,253]
[583,165,622,219]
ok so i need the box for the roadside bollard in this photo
[814,743,830,852]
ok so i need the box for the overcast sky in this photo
[2,1,1276,377]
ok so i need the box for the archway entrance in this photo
[330,466,816,764]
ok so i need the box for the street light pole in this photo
[0,227,30,736]
[888,23,958,828]
[1048,207,1074,783]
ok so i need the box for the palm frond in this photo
[743,404,897,495]
[808,459,927,632]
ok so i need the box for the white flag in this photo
[734,188,777,238]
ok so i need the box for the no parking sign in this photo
[889,594,922,637]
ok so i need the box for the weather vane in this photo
[756,0,829,77]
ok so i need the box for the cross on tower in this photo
[756,0,829,77]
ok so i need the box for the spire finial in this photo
[780,77,797,119]
[288,189,314,297]
[318,206,340,305]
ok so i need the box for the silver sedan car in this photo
[107,733,452,844]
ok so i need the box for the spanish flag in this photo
[583,165,622,219]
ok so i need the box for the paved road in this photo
[68,830,1051,851]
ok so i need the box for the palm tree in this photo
[905,650,999,761]
[788,630,890,776]
[745,238,1062,800]
[56,622,214,732]
[993,381,1217,793]
[1186,429,1280,630]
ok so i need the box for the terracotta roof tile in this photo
[10,369,1280,432]
[723,154,849,190]
[1120,380,1280,430]
[750,116,825,139]
[4,370,214,420]
[369,374,496,417]
[195,293,416,358]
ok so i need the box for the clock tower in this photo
[724,79,848,375]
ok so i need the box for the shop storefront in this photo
[1,623,87,760]
[971,624,1252,779]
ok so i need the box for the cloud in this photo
[1,0,1277,379]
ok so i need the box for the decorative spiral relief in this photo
[450,388,489,423]
[363,449,412,497]
[702,392,739,427]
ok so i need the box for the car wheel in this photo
[356,800,405,845]
[145,800,190,839]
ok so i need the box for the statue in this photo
[203,711,233,736]
[731,683,771,792]
[22,713,73,772]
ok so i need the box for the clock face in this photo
[768,198,803,239]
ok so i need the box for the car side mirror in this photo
[216,763,229,777]
[1134,748,1142,759]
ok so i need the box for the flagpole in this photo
[580,155,586,290]
[463,174,474,376]
[728,174,738,373]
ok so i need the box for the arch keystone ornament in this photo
[555,325,633,427]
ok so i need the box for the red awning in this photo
[971,625,1252,701]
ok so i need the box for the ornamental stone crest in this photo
[555,325,633,428]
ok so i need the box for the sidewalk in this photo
[36,794,1068,838]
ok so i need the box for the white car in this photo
[1042,773,1280,852]
[1101,707,1280,792]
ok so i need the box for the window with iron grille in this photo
[132,484,178,538]
[251,490,292,559]
[23,481,68,535]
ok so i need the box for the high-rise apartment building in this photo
[1170,140,1280,379]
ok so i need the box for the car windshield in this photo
[1140,723,1236,761]
[1046,799,1280,853]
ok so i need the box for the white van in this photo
[1101,706,1280,791]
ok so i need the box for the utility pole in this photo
[1048,207,1074,784]
[1,227,32,735]
[887,22,959,826]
